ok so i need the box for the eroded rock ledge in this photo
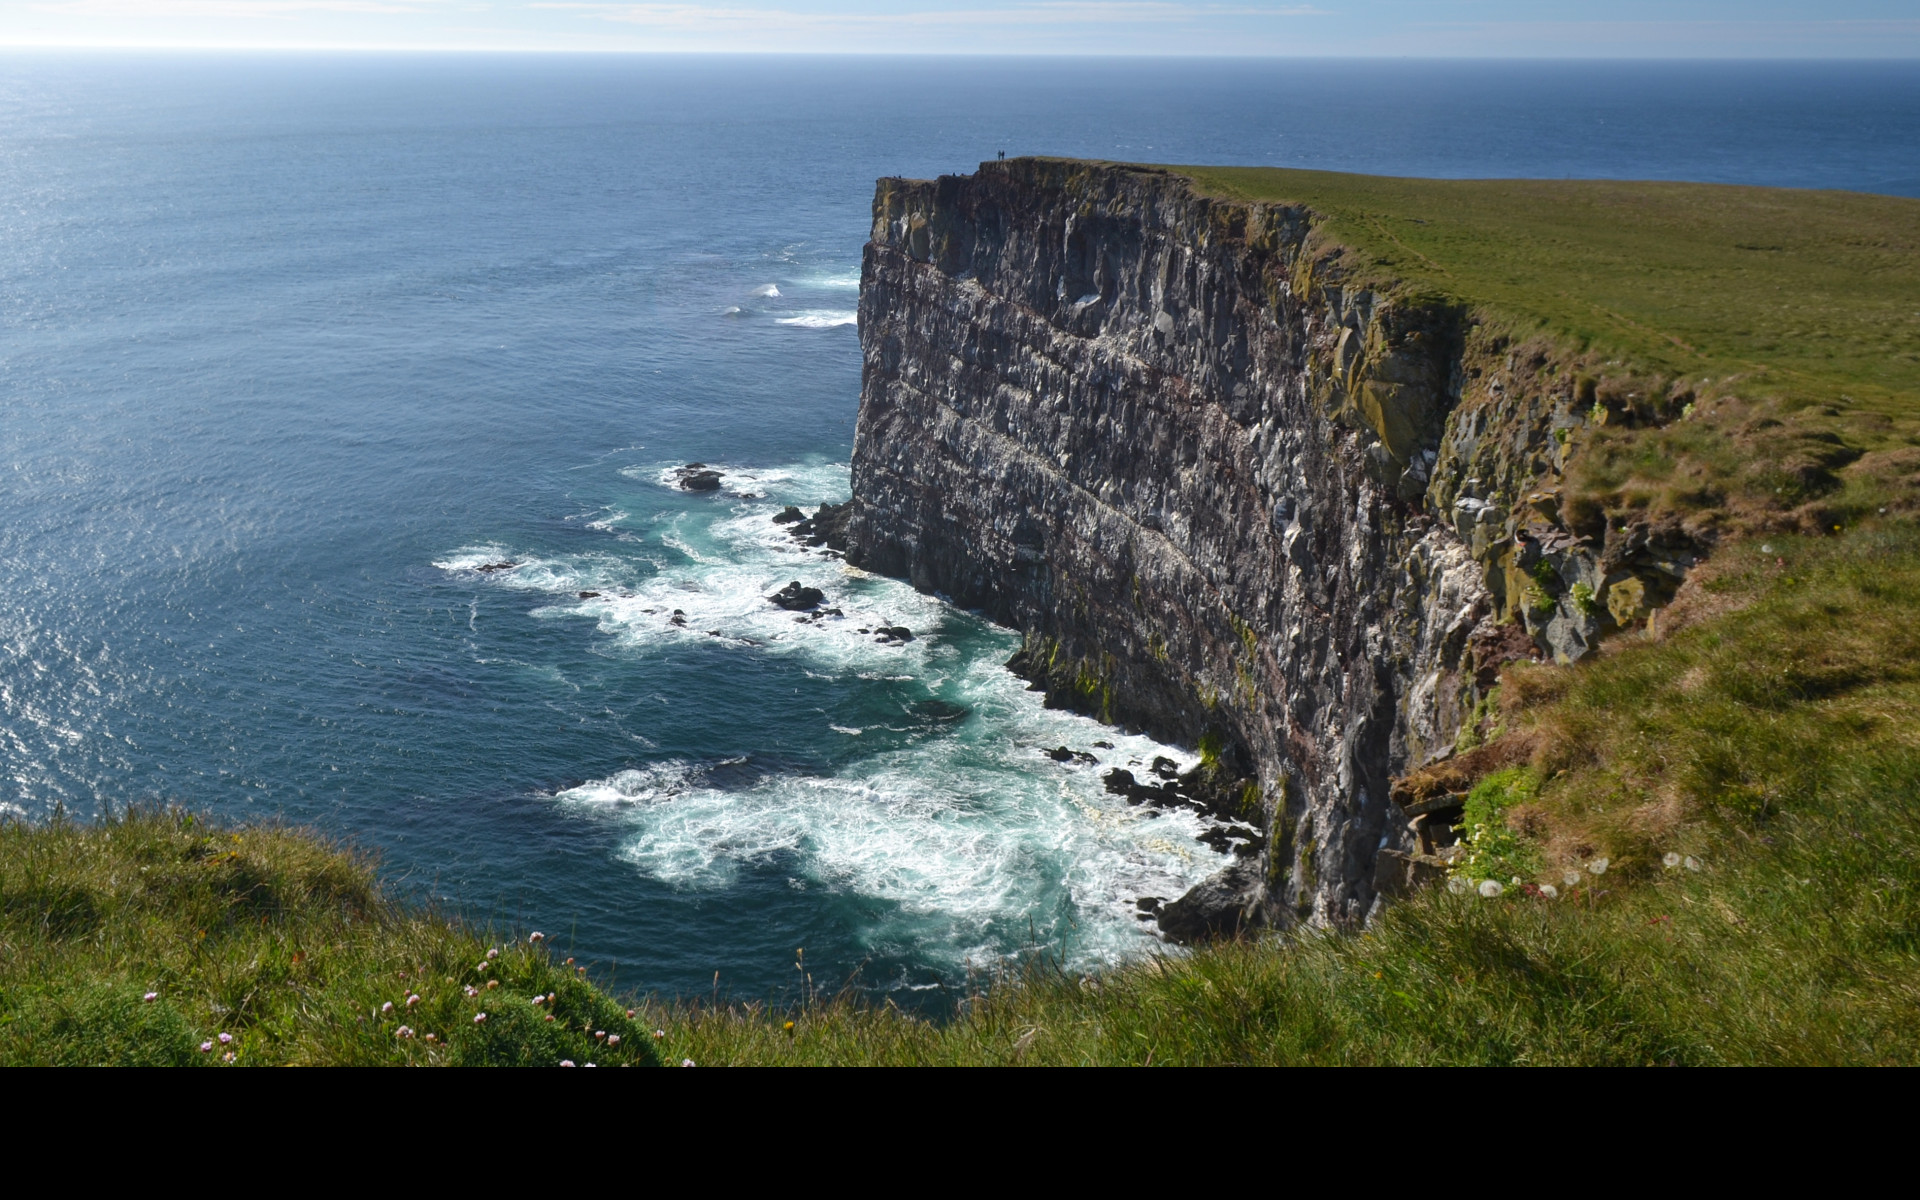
[844,159,1695,930]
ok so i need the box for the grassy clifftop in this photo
[1173,166,1920,414]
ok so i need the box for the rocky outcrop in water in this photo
[845,159,1685,930]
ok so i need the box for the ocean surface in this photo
[4,54,1917,1000]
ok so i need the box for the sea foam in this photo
[447,458,1228,975]
[776,311,857,329]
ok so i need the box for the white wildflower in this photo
[1685,856,1702,872]
[1539,884,1559,899]
[1588,857,1610,875]
[1663,852,1683,869]
[486,948,499,960]
[1447,875,1470,894]
[1564,869,1582,887]
[1478,879,1505,898]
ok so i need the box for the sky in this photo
[2,1,1917,57]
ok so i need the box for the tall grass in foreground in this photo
[7,523,1917,1065]
[0,809,658,1066]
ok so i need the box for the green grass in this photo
[1169,166,1920,414]
[0,809,660,1066]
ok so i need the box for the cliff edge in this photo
[844,158,1920,932]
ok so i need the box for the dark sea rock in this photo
[476,561,518,572]
[1156,862,1261,944]
[786,501,853,550]
[768,580,826,611]
[773,505,806,525]
[675,463,723,491]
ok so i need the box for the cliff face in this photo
[845,160,1682,928]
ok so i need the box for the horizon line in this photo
[4,43,1919,59]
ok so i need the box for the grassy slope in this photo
[0,809,660,1066]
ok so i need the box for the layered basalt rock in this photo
[844,159,1684,929]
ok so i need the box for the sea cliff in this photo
[843,159,1713,930]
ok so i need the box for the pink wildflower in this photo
[606,1034,620,1047]
[200,1041,214,1053]
[217,1032,233,1045]
[406,994,420,1007]
[143,992,159,1003]
[681,1058,696,1067]
[396,1026,414,1039]
[594,1030,606,1040]
[486,948,499,960]
[559,1060,575,1067]
[529,932,545,943]
[381,1001,394,1013]
[474,1012,488,1024]
[654,1029,666,1039]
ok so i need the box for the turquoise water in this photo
[4,54,1917,999]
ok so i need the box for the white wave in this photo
[556,759,702,807]
[776,310,857,329]
[570,657,1218,970]
[750,283,781,298]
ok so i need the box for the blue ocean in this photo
[4,54,1917,999]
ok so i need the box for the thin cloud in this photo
[536,2,1328,33]
[34,0,432,15]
